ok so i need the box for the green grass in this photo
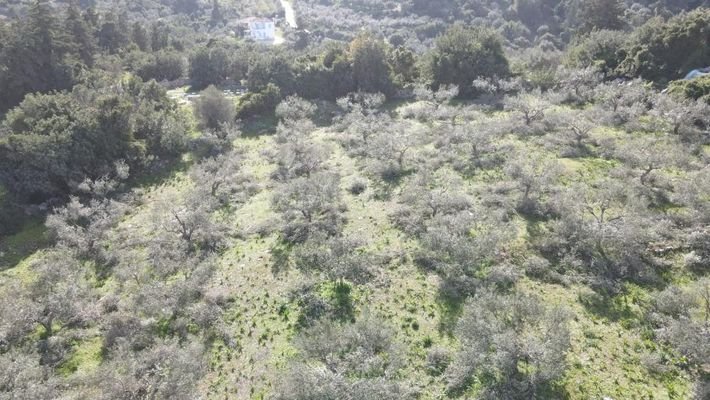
[57,336,103,376]
[524,281,692,400]
[0,101,699,399]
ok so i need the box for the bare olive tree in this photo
[391,169,471,236]
[445,289,571,398]
[272,171,346,243]
[274,314,414,400]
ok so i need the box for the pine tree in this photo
[65,1,96,66]
[83,6,99,28]
[0,1,73,112]
[150,22,170,51]
[210,0,224,27]
[575,0,625,34]
[98,11,129,54]
[132,22,150,51]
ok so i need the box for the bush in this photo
[619,9,710,82]
[0,80,188,202]
[236,84,282,119]
[425,25,510,98]
[348,178,368,195]
[193,85,235,131]
[567,30,627,75]
[667,75,710,104]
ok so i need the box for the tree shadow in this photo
[129,156,193,190]
[371,167,414,201]
[436,291,464,337]
[269,239,292,276]
[330,281,355,322]
[0,218,49,271]
[578,287,645,326]
[240,114,278,138]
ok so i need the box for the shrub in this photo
[425,25,510,98]
[236,84,282,119]
[618,9,710,82]
[426,347,451,376]
[193,85,236,131]
[348,178,368,195]
[667,75,710,104]
[566,30,627,75]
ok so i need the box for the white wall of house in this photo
[248,20,275,41]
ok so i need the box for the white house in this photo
[241,17,275,42]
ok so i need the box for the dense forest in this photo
[0,0,709,399]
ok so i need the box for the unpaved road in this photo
[280,0,297,28]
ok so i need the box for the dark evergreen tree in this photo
[65,1,96,67]
[132,22,150,52]
[150,21,170,51]
[0,0,75,113]
[97,11,129,54]
[210,0,224,27]
[425,25,510,98]
[574,0,625,34]
[349,32,394,96]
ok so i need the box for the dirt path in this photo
[280,0,297,28]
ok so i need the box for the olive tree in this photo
[291,233,374,284]
[502,152,562,216]
[272,172,346,243]
[543,179,669,294]
[1,249,95,367]
[7,250,93,341]
[190,150,258,207]
[193,85,235,131]
[274,314,414,400]
[276,96,317,123]
[547,109,596,157]
[335,92,387,153]
[391,169,471,236]
[674,168,710,224]
[557,67,603,105]
[647,279,710,397]
[416,211,515,299]
[366,120,422,181]
[435,120,506,173]
[45,191,129,264]
[592,80,650,128]
[614,135,688,202]
[406,85,460,123]
[272,136,330,181]
[445,289,571,398]
[649,94,710,143]
[503,89,550,129]
[153,190,230,255]
[96,339,205,400]
[0,349,61,399]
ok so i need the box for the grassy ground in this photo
[195,108,693,398]
[0,101,696,399]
